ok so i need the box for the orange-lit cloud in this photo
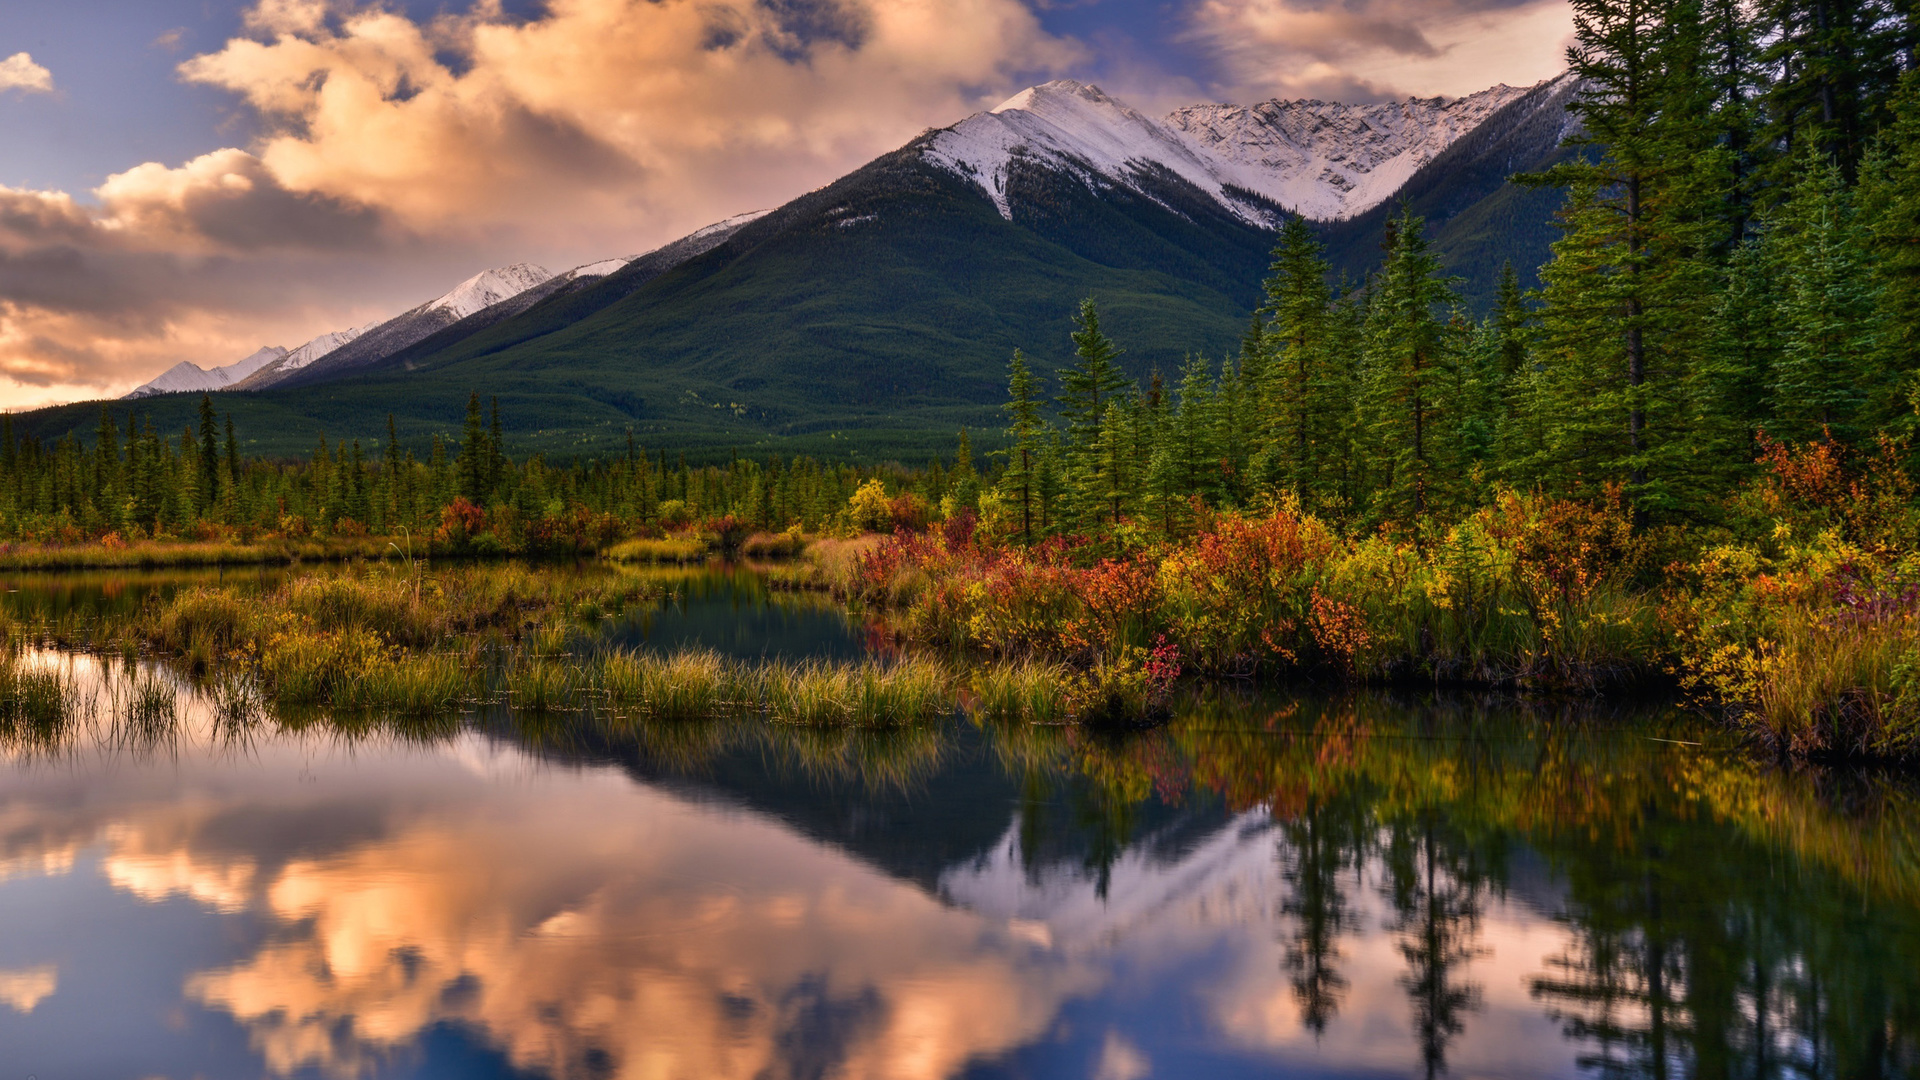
[0,158,391,400]
[0,0,1078,407]
[1188,0,1574,101]
[178,0,1079,243]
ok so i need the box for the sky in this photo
[0,0,1574,408]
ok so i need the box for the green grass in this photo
[506,656,586,712]
[0,656,72,732]
[967,658,1072,725]
[606,536,709,564]
[120,671,178,735]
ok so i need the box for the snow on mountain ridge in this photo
[925,76,1550,224]
[1166,82,1537,220]
[124,345,288,399]
[425,263,552,321]
[277,325,370,373]
[927,80,1240,222]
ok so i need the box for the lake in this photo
[0,564,1914,1078]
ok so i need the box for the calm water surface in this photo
[0,566,1916,1079]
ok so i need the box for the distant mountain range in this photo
[77,74,1580,459]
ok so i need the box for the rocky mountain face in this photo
[923,77,1544,225]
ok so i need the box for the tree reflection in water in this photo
[986,688,1920,1077]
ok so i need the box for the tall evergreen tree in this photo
[1000,350,1046,542]
[1057,299,1133,528]
[1769,153,1880,441]
[1860,71,1920,436]
[1525,0,1724,517]
[1359,210,1463,536]
[196,395,220,513]
[459,392,488,504]
[1258,217,1336,498]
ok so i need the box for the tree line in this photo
[0,392,921,544]
[988,0,1920,541]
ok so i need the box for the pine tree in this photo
[196,395,220,513]
[1084,400,1132,526]
[1057,299,1133,528]
[1769,153,1879,441]
[1259,217,1336,498]
[949,427,979,512]
[1171,354,1224,507]
[459,392,488,504]
[224,416,239,488]
[489,396,506,494]
[1359,210,1462,536]
[1860,72,1920,436]
[1760,0,1908,181]
[1000,350,1046,542]
[1524,0,1725,518]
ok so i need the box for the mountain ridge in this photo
[62,74,1581,460]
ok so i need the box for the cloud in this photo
[1187,0,1574,101]
[0,0,1080,406]
[0,52,54,94]
[178,0,1081,244]
[0,151,398,399]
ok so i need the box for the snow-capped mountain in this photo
[422,264,553,321]
[277,325,368,374]
[234,264,554,390]
[924,77,1548,225]
[1165,81,1542,220]
[267,211,775,389]
[107,78,1577,429]
[124,345,287,399]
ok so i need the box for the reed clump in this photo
[506,656,587,712]
[967,658,1073,725]
[338,652,477,714]
[588,649,955,727]
[605,535,709,564]
[100,564,655,670]
[741,528,808,560]
[0,654,73,733]
[121,671,178,735]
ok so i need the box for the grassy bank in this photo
[0,535,405,572]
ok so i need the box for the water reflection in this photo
[596,563,867,660]
[0,658,1916,1076]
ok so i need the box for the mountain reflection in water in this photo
[0,653,1915,1078]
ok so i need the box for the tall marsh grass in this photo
[966,658,1072,725]
[589,649,956,727]
[0,654,73,732]
[605,535,709,564]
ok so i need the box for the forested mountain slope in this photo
[25,78,1576,459]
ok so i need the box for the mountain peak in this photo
[927,75,1555,224]
[124,344,289,398]
[927,79,1216,221]
[991,79,1112,114]
[425,263,553,321]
